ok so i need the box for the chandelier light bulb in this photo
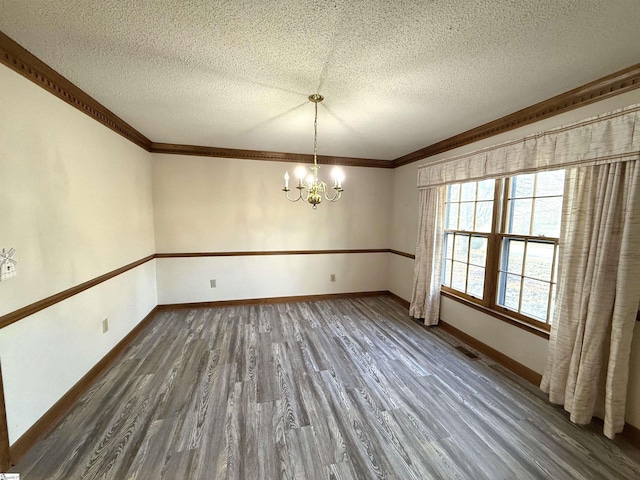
[295,165,307,180]
[331,167,344,188]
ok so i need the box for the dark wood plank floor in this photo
[11,296,640,479]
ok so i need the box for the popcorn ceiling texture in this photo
[1,0,639,160]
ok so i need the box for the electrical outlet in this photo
[210,279,216,288]
[330,273,336,282]
[102,318,109,333]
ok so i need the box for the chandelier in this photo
[282,94,344,209]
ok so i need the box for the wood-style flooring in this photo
[11,296,640,479]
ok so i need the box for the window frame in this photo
[441,175,562,332]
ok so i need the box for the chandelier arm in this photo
[283,189,303,202]
[325,189,343,202]
[300,185,312,203]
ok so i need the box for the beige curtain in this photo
[540,159,640,439]
[417,104,640,188]
[409,186,445,324]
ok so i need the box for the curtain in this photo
[417,104,640,189]
[540,159,640,439]
[409,186,445,324]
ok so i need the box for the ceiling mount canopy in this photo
[282,94,344,209]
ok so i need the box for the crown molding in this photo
[3,31,639,170]
[393,63,640,168]
[0,31,152,151]
[0,31,389,168]
[150,142,393,168]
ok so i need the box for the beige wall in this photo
[0,65,157,444]
[152,154,392,303]
[389,88,640,429]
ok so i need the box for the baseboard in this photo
[386,291,410,309]
[0,362,9,471]
[438,320,543,385]
[8,306,159,466]
[157,291,390,311]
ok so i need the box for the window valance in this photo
[417,104,640,189]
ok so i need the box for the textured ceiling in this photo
[1,0,639,160]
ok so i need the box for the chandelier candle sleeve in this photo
[282,94,344,209]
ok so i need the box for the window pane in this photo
[444,233,454,259]
[501,273,521,310]
[446,202,459,229]
[461,182,476,201]
[512,174,535,198]
[445,202,458,229]
[508,198,532,234]
[459,203,474,231]
[502,238,524,274]
[469,236,487,267]
[442,259,452,286]
[475,201,493,232]
[521,278,550,321]
[536,170,565,197]
[524,242,554,281]
[448,183,460,202]
[453,234,469,262]
[451,261,467,291]
[477,179,494,201]
[467,266,485,298]
[532,197,563,237]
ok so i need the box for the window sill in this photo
[440,290,550,340]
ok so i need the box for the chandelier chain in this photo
[313,100,318,167]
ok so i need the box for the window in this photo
[442,171,565,329]
[442,180,494,299]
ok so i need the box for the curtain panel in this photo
[540,160,640,439]
[417,104,640,189]
[409,186,445,324]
